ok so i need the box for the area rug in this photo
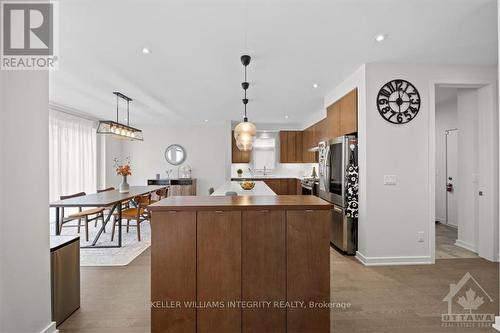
[50,220,151,266]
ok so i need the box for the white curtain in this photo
[49,109,97,203]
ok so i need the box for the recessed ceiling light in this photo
[375,34,386,42]
[285,115,289,119]
[313,83,319,88]
[142,47,151,54]
[204,119,209,122]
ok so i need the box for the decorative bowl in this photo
[240,181,255,190]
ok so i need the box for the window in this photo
[49,109,97,203]
[252,132,277,170]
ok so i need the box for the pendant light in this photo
[234,54,256,151]
[97,92,144,141]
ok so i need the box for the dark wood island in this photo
[148,195,332,333]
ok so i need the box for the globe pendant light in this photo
[234,54,256,151]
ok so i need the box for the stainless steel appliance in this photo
[300,177,318,195]
[318,135,358,254]
[50,235,80,326]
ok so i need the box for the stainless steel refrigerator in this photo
[318,135,358,254]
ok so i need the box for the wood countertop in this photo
[148,195,332,211]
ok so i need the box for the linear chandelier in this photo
[234,55,256,151]
[97,92,143,141]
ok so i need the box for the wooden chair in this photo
[60,192,105,242]
[95,187,115,227]
[150,187,168,204]
[111,194,151,242]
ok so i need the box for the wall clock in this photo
[376,79,420,124]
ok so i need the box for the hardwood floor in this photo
[436,222,478,259]
[60,247,498,333]
[331,249,498,332]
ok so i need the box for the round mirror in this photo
[164,144,186,166]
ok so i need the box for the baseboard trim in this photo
[455,239,477,253]
[40,322,58,333]
[355,251,433,266]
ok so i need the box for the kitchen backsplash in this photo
[231,163,318,179]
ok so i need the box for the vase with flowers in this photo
[114,157,132,193]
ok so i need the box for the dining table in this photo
[49,185,165,248]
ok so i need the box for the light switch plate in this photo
[384,175,397,185]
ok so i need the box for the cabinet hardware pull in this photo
[215,210,224,213]
[259,210,269,213]
[168,211,177,214]
[306,209,314,213]
[333,207,342,213]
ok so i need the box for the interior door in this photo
[446,129,458,226]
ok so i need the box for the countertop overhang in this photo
[148,195,332,211]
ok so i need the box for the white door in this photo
[446,129,458,226]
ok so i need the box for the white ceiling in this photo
[49,0,498,127]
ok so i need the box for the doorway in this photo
[434,86,483,259]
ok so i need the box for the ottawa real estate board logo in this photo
[1,1,58,70]
[442,272,495,328]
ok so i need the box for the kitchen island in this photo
[149,195,332,333]
[211,180,276,196]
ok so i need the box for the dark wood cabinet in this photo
[280,131,303,163]
[339,89,357,135]
[197,211,242,333]
[287,178,298,195]
[150,197,332,333]
[301,88,357,154]
[151,211,197,333]
[302,127,316,163]
[326,101,341,139]
[262,178,298,195]
[242,210,286,333]
[232,131,251,163]
[286,210,331,332]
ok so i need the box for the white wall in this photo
[120,121,230,196]
[435,92,458,223]
[0,71,55,332]
[103,135,125,189]
[358,64,497,265]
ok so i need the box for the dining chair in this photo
[59,192,105,242]
[111,193,151,242]
[95,187,115,228]
[150,187,168,204]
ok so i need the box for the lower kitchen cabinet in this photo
[197,211,242,333]
[242,210,286,333]
[286,210,330,333]
[151,202,331,333]
[262,178,297,195]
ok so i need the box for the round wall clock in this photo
[376,79,420,124]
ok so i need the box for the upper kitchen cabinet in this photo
[326,101,341,138]
[231,131,251,163]
[279,131,303,163]
[302,127,316,163]
[339,88,357,135]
